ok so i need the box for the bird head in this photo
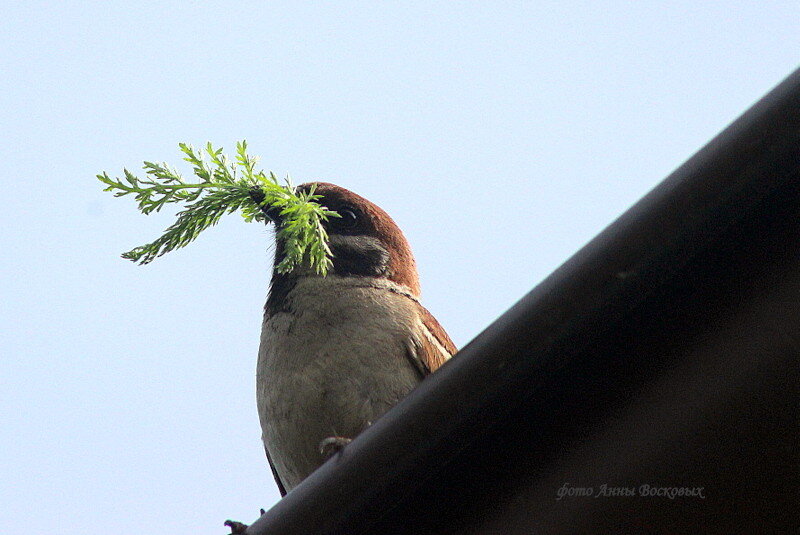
[265,182,420,298]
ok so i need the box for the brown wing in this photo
[265,445,287,497]
[407,303,457,376]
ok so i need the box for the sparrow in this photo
[256,182,457,495]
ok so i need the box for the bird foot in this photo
[224,520,248,534]
[319,436,352,459]
[224,509,266,534]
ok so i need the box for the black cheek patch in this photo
[331,243,389,277]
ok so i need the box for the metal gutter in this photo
[246,67,800,534]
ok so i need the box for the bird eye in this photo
[333,208,360,230]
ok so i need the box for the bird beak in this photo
[248,187,283,225]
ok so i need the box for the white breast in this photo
[257,276,423,491]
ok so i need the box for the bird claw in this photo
[224,509,267,534]
[318,436,352,459]
[224,519,249,534]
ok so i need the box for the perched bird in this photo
[257,182,457,495]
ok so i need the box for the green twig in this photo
[98,141,338,274]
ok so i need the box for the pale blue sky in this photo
[1,2,798,533]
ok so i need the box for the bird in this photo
[256,182,457,496]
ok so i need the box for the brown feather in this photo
[414,302,457,374]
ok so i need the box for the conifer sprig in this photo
[98,141,338,274]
